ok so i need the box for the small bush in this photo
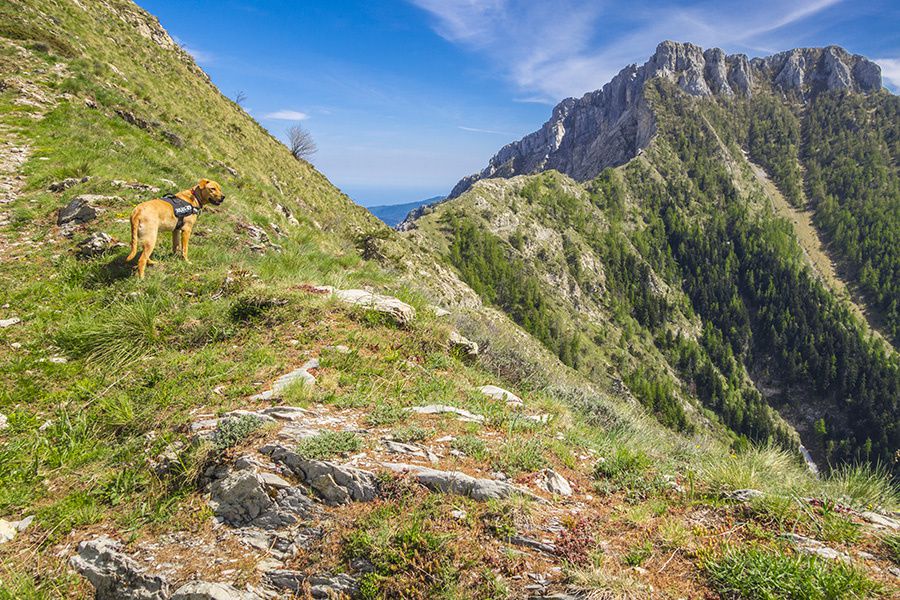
[451,435,488,461]
[295,430,362,460]
[820,463,899,512]
[366,403,407,427]
[594,446,651,481]
[703,545,879,599]
[622,540,653,567]
[390,425,433,443]
[494,437,546,475]
[212,414,264,451]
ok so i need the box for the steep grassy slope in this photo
[1,2,899,599]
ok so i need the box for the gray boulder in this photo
[381,463,544,502]
[406,404,484,423]
[48,176,90,192]
[537,469,573,497]
[70,536,169,600]
[250,359,318,401]
[263,445,379,505]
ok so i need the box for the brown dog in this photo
[125,178,225,278]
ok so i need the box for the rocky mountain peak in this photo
[446,42,883,199]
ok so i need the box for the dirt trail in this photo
[744,153,890,345]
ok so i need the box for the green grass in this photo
[295,430,363,460]
[622,540,653,567]
[702,545,880,599]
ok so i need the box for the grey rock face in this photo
[208,469,315,528]
[263,445,379,505]
[265,570,358,598]
[70,536,169,600]
[57,198,97,226]
[381,462,544,502]
[444,42,882,200]
[725,488,765,502]
[171,581,259,600]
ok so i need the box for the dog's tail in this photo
[125,210,139,261]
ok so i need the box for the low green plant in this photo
[212,414,264,451]
[366,403,407,427]
[451,435,488,461]
[820,463,899,512]
[702,545,879,599]
[390,425,433,443]
[622,540,653,567]
[881,533,900,565]
[295,430,362,460]
[594,446,651,481]
[56,297,165,368]
[494,437,546,475]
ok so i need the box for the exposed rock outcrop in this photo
[170,581,259,600]
[70,536,170,600]
[445,42,882,199]
[262,445,379,505]
[381,462,544,502]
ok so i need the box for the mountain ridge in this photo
[448,41,883,199]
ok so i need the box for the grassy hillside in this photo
[1,2,899,599]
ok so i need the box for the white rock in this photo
[0,317,21,328]
[333,289,416,326]
[0,413,7,430]
[479,385,522,406]
[860,511,900,530]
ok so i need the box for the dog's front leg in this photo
[172,230,181,255]
[180,228,192,262]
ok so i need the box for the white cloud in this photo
[183,45,214,64]
[263,110,310,121]
[410,0,846,102]
[874,58,900,90]
[459,125,507,134]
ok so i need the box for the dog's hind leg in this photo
[125,212,140,261]
[136,231,158,279]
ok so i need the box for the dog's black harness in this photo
[161,193,201,231]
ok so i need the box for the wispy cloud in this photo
[458,125,508,134]
[410,0,846,101]
[183,45,214,64]
[875,58,900,90]
[263,110,310,121]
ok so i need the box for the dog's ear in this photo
[198,178,210,188]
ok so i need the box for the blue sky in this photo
[137,0,900,207]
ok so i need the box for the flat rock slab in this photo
[860,511,900,530]
[263,445,379,505]
[0,317,20,328]
[70,536,170,600]
[334,289,415,327]
[382,462,544,502]
[406,404,484,423]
